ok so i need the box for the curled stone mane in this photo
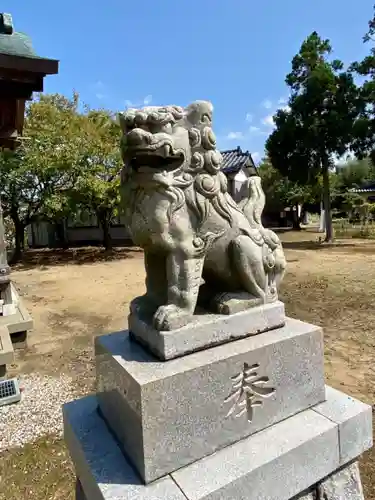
[158,101,244,227]
[119,101,244,230]
[119,105,185,131]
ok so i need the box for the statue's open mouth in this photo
[129,145,185,173]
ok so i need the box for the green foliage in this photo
[266,31,362,241]
[0,93,88,260]
[351,5,375,161]
[258,157,318,210]
[0,92,123,260]
[71,109,122,250]
[334,218,375,240]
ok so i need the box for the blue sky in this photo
[3,0,373,163]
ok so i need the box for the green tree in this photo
[266,32,361,241]
[0,93,85,262]
[351,5,375,161]
[258,157,319,229]
[331,158,375,216]
[72,109,122,251]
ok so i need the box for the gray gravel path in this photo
[0,373,75,452]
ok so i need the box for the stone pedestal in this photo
[0,284,33,375]
[63,310,372,499]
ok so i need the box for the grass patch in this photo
[333,219,375,239]
[0,437,74,500]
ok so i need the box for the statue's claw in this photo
[153,304,192,331]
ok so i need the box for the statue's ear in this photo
[185,101,213,127]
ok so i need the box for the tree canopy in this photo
[351,5,375,162]
[0,93,123,261]
[266,31,362,241]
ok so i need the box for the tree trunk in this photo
[292,205,302,230]
[10,216,25,264]
[100,217,112,251]
[322,154,333,242]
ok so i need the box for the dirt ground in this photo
[1,230,375,499]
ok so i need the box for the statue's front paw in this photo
[130,295,157,317]
[153,304,191,331]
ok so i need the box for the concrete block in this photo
[172,409,340,500]
[313,386,373,464]
[129,300,285,360]
[0,285,33,342]
[0,325,14,366]
[63,396,186,500]
[96,317,325,483]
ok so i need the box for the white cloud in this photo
[278,97,287,105]
[90,81,108,100]
[226,131,244,140]
[245,113,253,123]
[143,94,153,105]
[124,95,153,109]
[262,114,275,127]
[261,99,272,109]
[252,152,261,163]
[249,125,260,133]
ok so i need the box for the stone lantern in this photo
[0,13,58,379]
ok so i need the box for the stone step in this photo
[95,317,326,483]
[0,325,14,377]
[62,386,372,500]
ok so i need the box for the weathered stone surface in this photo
[96,317,325,483]
[63,396,186,500]
[293,462,365,499]
[129,300,285,360]
[317,462,364,499]
[313,386,373,464]
[64,389,371,500]
[119,101,286,333]
[0,325,14,366]
[172,409,339,500]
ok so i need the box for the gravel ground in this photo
[0,373,76,452]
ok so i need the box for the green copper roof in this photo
[0,13,38,58]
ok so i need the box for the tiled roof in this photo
[220,146,258,175]
[350,182,375,193]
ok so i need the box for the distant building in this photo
[221,146,258,202]
[27,147,259,248]
[349,182,375,203]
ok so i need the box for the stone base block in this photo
[0,326,14,367]
[63,386,372,500]
[96,317,325,483]
[129,300,285,360]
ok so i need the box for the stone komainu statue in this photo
[119,101,286,331]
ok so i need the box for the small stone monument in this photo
[63,101,372,499]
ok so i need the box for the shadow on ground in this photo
[11,246,143,271]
